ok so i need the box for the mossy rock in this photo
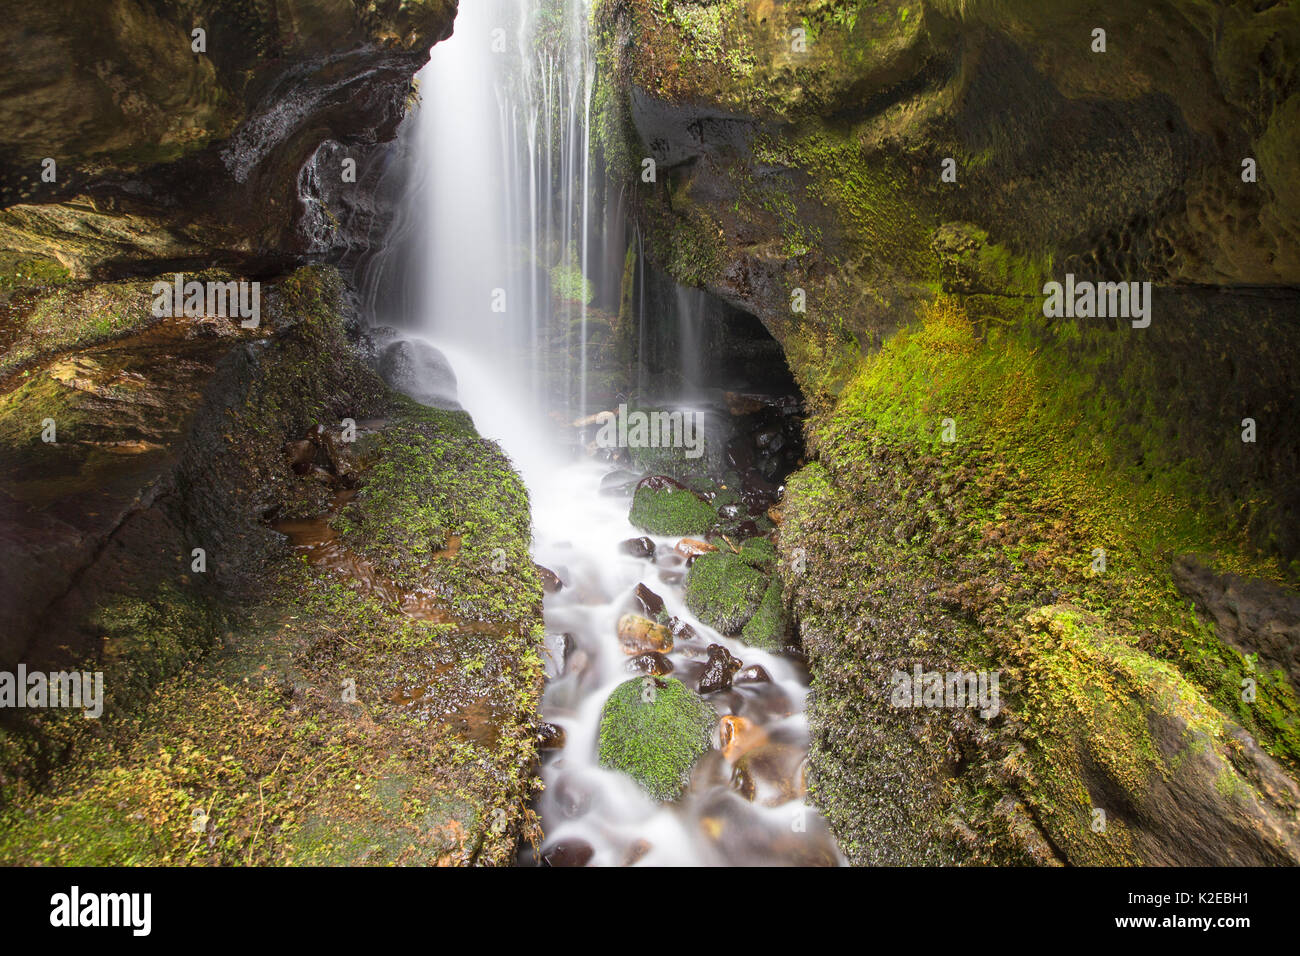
[685,551,768,634]
[738,536,777,573]
[741,579,787,651]
[628,482,716,536]
[597,677,717,802]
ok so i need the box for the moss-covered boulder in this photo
[741,579,788,651]
[628,479,716,535]
[597,677,717,801]
[738,536,777,573]
[685,551,768,635]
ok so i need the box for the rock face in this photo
[0,0,457,277]
[597,0,1300,865]
[0,266,545,867]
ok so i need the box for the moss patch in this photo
[597,677,717,801]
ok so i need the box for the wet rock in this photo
[625,652,674,676]
[633,582,665,618]
[619,536,656,558]
[717,502,743,520]
[541,839,594,867]
[697,643,742,694]
[724,391,767,416]
[1173,555,1300,690]
[597,677,717,802]
[284,438,317,475]
[378,339,459,410]
[730,743,807,807]
[601,470,642,497]
[536,564,563,593]
[685,552,767,635]
[537,722,566,751]
[542,632,575,679]
[720,715,768,762]
[736,682,795,723]
[616,613,673,655]
[668,616,700,644]
[675,537,717,557]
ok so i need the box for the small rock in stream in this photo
[675,537,717,558]
[634,582,665,618]
[730,742,808,807]
[625,651,674,676]
[552,775,592,819]
[719,714,768,763]
[621,839,652,866]
[535,564,564,593]
[616,614,673,655]
[734,664,772,685]
[541,839,594,867]
[697,643,742,694]
[537,722,566,751]
[619,536,656,559]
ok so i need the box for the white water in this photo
[381,0,842,866]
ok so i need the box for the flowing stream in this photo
[373,0,843,866]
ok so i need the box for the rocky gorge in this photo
[0,0,1298,869]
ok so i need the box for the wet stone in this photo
[730,742,807,807]
[541,839,594,867]
[675,537,717,557]
[553,775,592,820]
[734,664,772,685]
[634,582,665,618]
[543,632,574,679]
[697,643,742,695]
[619,536,656,559]
[536,564,564,593]
[621,839,652,866]
[537,722,566,751]
[720,714,768,763]
[616,613,673,655]
[625,651,674,676]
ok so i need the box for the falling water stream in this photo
[374,0,843,866]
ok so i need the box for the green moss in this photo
[334,409,541,627]
[628,482,717,535]
[685,550,768,634]
[741,579,787,650]
[549,261,595,305]
[597,677,717,801]
[738,536,777,572]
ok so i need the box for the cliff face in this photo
[597,0,1300,864]
[0,3,552,866]
[0,0,456,278]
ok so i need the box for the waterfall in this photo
[371,0,841,866]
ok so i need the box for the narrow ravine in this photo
[368,0,844,865]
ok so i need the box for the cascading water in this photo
[375,0,843,866]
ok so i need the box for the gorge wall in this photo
[595,0,1300,864]
[1,1,557,865]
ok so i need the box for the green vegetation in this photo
[685,550,767,634]
[597,677,717,801]
[628,482,717,535]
